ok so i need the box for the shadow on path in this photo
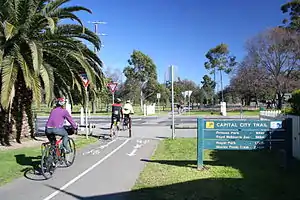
[45,150,300,200]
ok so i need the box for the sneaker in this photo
[62,148,71,154]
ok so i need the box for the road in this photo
[35,115,259,134]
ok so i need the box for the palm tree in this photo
[0,0,104,145]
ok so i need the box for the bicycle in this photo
[122,115,129,131]
[40,125,77,179]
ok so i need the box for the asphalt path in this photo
[0,136,159,200]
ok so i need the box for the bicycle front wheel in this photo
[41,145,55,179]
[64,137,76,167]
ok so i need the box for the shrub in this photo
[289,89,300,115]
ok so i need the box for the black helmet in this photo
[115,98,121,103]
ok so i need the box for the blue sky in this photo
[68,0,288,88]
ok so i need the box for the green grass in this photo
[0,136,98,186]
[129,138,300,200]
[183,110,260,116]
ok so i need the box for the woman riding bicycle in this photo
[45,97,77,154]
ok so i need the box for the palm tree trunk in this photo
[11,72,35,143]
[0,107,12,146]
[24,89,35,139]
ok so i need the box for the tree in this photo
[105,67,123,83]
[281,0,300,31]
[229,57,275,106]
[204,43,237,103]
[245,27,300,109]
[0,0,104,145]
[201,75,216,104]
[123,50,158,110]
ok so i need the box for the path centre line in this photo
[42,138,130,200]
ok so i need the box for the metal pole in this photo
[171,65,175,139]
[158,98,160,115]
[189,95,191,116]
[112,92,115,104]
[85,87,89,139]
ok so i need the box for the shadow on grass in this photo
[140,158,197,169]
[46,150,300,200]
[14,154,46,181]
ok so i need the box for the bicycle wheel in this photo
[40,145,56,179]
[63,137,76,167]
[114,122,119,136]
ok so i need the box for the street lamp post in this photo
[88,21,107,114]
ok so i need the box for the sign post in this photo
[169,65,175,139]
[157,93,161,115]
[186,90,193,115]
[107,82,118,104]
[80,73,90,139]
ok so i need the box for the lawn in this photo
[183,110,260,116]
[0,136,98,186]
[129,138,300,200]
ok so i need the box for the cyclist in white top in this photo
[123,100,134,127]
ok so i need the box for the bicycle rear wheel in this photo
[41,145,56,179]
[63,137,76,167]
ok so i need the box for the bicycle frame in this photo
[55,139,63,157]
[42,135,64,158]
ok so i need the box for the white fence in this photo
[259,110,300,160]
[143,104,156,116]
[259,110,282,120]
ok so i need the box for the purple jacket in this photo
[46,107,77,129]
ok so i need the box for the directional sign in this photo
[107,82,118,93]
[80,73,90,88]
[204,130,269,140]
[204,139,266,150]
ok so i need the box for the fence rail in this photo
[260,110,300,160]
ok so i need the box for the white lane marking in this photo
[42,138,130,200]
[127,148,138,156]
[82,139,117,155]
[126,139,149,157]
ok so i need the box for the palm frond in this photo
[31,72,42,107]
[40,62,54,104]
[3,21,15,40]
[56,24,101,49]
[70,51,96,86]
[28,40,43,75]
[42,0,70,15]
[1,56,18,109]
[46,17,56,33]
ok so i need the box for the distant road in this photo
[36,115,259,133]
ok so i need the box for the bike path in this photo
[0,137,159,200]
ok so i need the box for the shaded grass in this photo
[0,136,98,186]
[130,138,300,200]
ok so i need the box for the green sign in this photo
[197,118,290,170]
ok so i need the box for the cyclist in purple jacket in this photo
[45,97,77,153]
